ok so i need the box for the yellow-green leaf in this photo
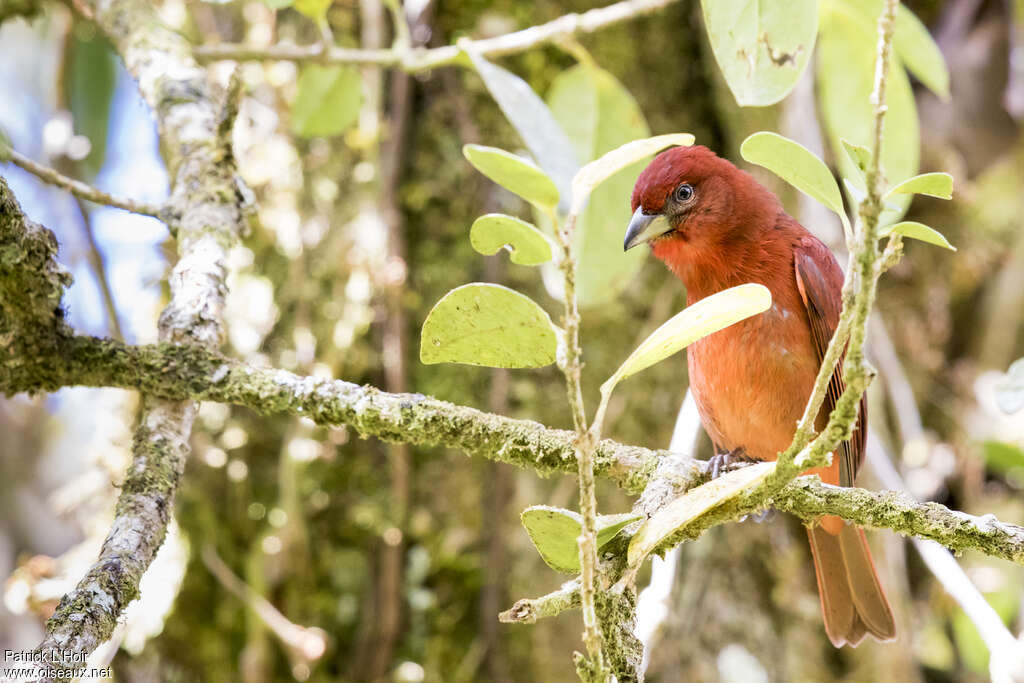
[419,283,558,368]
[601,283,772,397]
[462,144,559,210]
[569,133,695,216]
[894,5,950,100]
[469,214,553,266]
[628,462,776,567]
[818,1,919,223]
[741,132,845,216]
[291,64,362,138]
[293,0,332,21]
[521,506,641,573]
[841,139,871,178]
[884,172,953,200]
[544,63,655,306]
[880,221,955,250]
[701,0,818,106]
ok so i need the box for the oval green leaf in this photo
[701,0,818,106]
[602,283,772,397]
[895,5,950,100]
[569,133,695,216]
[740,132,845,216]
[469,214,553,266]
[465,51,578,202]
[420,283,558,368]
[417,282,557,368]
[544,63,653,306]
[880,221,956,251]
[884,172,953,200]
[627,462,776,567]
[521,506,641,573]
[462,144,560,210]
[291,64,362,138]
[818,1,919,224]
[293,0,332,21]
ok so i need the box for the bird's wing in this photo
[793,237,866,487]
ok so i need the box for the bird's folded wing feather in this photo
[792,236,866,487]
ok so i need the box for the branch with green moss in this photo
[193,0,680,70]
[26,0,250,672]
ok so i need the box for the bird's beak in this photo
[623,207,671,251]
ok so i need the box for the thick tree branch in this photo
[30,0,249,669]
[4,334,1024,567]
[193,0,679,70]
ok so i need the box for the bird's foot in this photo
[706,447,755,480]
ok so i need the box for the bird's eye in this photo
[674,183,694,203]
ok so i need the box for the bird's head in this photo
[623,145,780,273]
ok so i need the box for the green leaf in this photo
[701,0,818,106]
[293,0,332,21]
[981,441,1024,477]
[841,139,871,177]
[64,28,117,177]
[545,63,653,306]
[894,5,950,100]
[818,1,919,223]
[462,145,560,210]
[521,506,641,573]
[569,133,695,216]
[291,64,362,138]
[627,462,776,567]
[884,172,953,200]
[469,214,553,266]
[602,284,772,398]
[995,358,1024,415]
[740,132,845,216]
[262,0,294,8]
[827,1,949,100]
[880,221,955,251]
[465,51,578,201]
[419,283,558,368]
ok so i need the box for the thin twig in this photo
[553,212,607,680]
[193,0,679,71]
[201,545,328,663]
[2,148,164,218]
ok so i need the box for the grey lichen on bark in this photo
[32,0,249,668]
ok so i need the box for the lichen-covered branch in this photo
[32,0,248,668]
[1,147,164,218]
[193,0,679,71]
[500,580,581,624]
[0,175,73,373]
[774,479,1024,565]
[1,336,665,492]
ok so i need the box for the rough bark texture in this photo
[28,0,248,668]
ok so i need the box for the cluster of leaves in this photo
[704,0,949,223]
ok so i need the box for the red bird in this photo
[625,145,895,647]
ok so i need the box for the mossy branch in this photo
[25,0,250,671]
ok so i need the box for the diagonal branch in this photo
[1,147,164,218]
[31,0,249,669]
[193,0,680,71]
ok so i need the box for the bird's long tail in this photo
[806,522,896,647]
